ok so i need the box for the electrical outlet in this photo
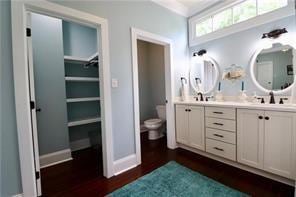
[112,78,119,88]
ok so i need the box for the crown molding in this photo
[151,0,189,17]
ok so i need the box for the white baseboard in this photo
[70,138,91,152]
[113,154,138,175]
[40,149,72,169]
[12,194,23,197]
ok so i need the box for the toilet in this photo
[144,105,166,140]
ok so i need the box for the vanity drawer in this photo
[206,138,236,161]
[206,117,236,132]
[206,107,236,120]
[206,128,236,144]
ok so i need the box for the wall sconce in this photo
[193,49,207,57]
[262,28,288,39]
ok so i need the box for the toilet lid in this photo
[144,118,162,125]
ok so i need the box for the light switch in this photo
[112,78,119,88]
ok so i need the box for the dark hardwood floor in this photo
[41,133,294,197]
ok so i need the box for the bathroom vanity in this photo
[174,101,296,185]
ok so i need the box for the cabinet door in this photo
[264,111,296,179]
[237,109,264,169]
[188,106,205,150]
[175,105,189,144]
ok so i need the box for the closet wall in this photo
[62,21,101,151]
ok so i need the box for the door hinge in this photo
[35,171,40,180]
[30,101,35,110]
[26,28,31,37]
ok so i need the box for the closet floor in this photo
[40,133,294,197]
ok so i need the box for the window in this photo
[195,18,212,37]
[258,0,288,15]
[213,9,232,31]
[233,0,256,23]
[193,0,288,38]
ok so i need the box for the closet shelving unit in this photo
[64,53,101,128]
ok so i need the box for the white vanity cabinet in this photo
[237,109,296,179]
[175,105,205,151]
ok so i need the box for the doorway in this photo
[131,28,176,165]
[27,12,103,196]
[11,2,113,196]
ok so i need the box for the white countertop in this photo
[174,100,296,112]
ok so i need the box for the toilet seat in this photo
[144,118,162,125]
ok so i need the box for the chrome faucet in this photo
[269,91,275,104]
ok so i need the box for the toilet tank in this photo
[156,105,166,120]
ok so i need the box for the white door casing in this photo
[131,28,176,165]
[11,1,114,196]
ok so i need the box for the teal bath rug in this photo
[110,161,248,197]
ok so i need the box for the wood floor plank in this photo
[40,133,294,197]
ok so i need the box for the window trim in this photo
[189,0,294,47]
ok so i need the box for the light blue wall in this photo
[63,21,97,57]
[31,13,70,155]
[190,16,296,96]
[0,1,22,196]
[1,1,188,195]
[55,1,189,160]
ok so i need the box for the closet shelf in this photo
[64,56,89,64]
[65,76,99,82]
[68,117,101,127]
[67,97,100,103]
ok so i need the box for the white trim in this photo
[39,149,72,169]
[250,35,296,95]
[12,194,23,197]
[11,1,114,196]
[113,154,138,175]
[131,28,176,167]
[178,143,295,186]
[151,0,189,17]
[70,138,91,152]
[189,0,295,46]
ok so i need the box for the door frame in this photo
[11,1,114,196]
[131,28,176,165]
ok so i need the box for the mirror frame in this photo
[250,36,296,95]
[190,55,220,95]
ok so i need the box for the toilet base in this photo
[148,130,164,140]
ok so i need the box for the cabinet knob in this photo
[258,116,263,119]
[265,116,270,120]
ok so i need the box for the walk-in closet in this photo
[29,13,103,195]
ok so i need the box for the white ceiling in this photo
[152,0,222,17]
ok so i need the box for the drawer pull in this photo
[213,123,224,126]
[214,147,224,151]
[213,111,223,114]
[213,134,224,138]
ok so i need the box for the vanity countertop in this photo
[174,100,296,112]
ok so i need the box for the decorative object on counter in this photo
[238,81,248,102]
[190,49,219,95]
[215,82,224,102]
[180,77,189,101]
[222,64,245,82]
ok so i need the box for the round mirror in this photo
[190,55,219,94]
[250,39,296,94]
